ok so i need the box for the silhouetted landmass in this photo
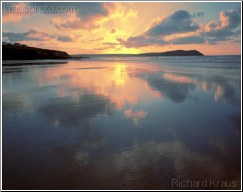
[3,44,71,60]
[77,50,204,57]
[3,43,204,60]
[139,50,204,56]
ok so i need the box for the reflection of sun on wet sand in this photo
[114,64,127,85]
[39,62,154,124]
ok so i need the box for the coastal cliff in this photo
[2,45,71,60]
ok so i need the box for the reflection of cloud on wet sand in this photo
[53,139,240,189]
[140,73,195,103]
[2,92,32,115]
[136,71,240,104]
[112,140,240,189]
[201,76,240,104]
[114,141,223,179]
[124,108,147,124]
[39,93,114,128]
[163,73,195,84]
[74,151,90,166]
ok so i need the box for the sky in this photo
[2,2,241,55]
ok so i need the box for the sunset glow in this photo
[2,2,241,55]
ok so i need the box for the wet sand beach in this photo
[2,56,241,189]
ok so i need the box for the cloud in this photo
[169,35,205,44]
[49,2,115,30]
[118,10,200,48]
[2,2,112,26]
[119,8,241,48]
[57,35,73,42]
[3,2,115,30]
[192,11,204,18]
[146,10,199,37]
[3,29,53,42]
[50,15,100,30]
[201,8,241,43]
[117,35,167,48]
[102,42,119,46]
[124,108,147,124]
[3,29,72,43]
[28,2,110,17]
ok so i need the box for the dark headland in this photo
[2,43,71,60]
[138,50,204,56]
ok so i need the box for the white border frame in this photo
[0,1,242,191]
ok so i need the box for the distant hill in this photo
[2,44,71,60]
[138,50,204,56]
[75,50,204,57]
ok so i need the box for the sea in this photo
[2,55,241,189]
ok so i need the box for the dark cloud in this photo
[170,36,205,44]
[57,35,73,42]
[75,3,110,19]
[102,42,119,46]
[3,29,55,42]
[146,10,199,37]
[192,11,204,18]
[28,2,110,18]
[3,31,30,42]
[3,29,72,43]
